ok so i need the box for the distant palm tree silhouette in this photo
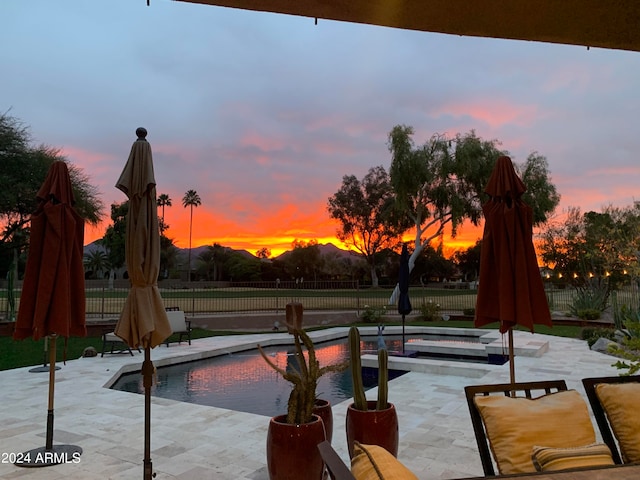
[157,193,172,234]
[182,189,201,282]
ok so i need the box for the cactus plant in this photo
[377,348,389,410]
[259,303,347,424]
[349,326,368,410]
[348,326,390,411]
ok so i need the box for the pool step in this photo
[360,354,500,378]
[408,340,488,358]
[406,336,548,359]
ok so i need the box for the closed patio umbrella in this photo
[397,243,412,353]
[474,156,552,385]
[114,127,171,480]
[13,160,85,466]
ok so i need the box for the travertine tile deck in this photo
[0,326,619,479]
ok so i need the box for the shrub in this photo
[576,308,602,320]
[360,305,386,323]
[569,283,608,319]
[601,305,640,374]
[417,300,441,322]
[581,327,616,347]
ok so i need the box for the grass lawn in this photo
[0,322,586,371]
[0,328,220,371]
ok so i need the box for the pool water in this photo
[111,336,414,417]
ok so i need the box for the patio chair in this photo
[318,441,356,480]
[164,309,192,346]
[317,441,419,480]
[101,330,141,357]
[582,375,640,465]
[465,380,573,476]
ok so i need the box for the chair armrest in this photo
[318,441,355,480]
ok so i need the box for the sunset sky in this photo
[3,1,640,258]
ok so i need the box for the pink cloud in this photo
[239,131,286,152]
[435,99,538,129]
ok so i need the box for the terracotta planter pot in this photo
[266,414,326,480]
[313,398,333,443]
[345,401,399,458]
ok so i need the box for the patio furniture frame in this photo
[581,374,640,465]
[464,380,568,476]
[317,441,356,480]
[164,308,192,346]
[101,330,141,357]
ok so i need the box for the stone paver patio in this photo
[0,326,620,479]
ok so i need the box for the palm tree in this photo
[157,193,172,234]
[84,249,110,279]
[182,189,201,282]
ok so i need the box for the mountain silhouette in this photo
[84,240,357,264]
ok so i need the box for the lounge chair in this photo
[164,309,192,346]
[582,375,640,465]
[317,441,419,480]
[318,441,355,480]
[101,330,140,357]
[465,380,612,476]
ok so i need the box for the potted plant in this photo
[258,302,347,480]
[345,326,399,458]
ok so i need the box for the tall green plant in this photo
[349,326,367,410]
[377,348,389,410]
[348,326,390,412]
[569,281,609,319]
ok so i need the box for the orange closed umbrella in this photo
[475,156,552,384]
[114,127,171,480]
[13,160,85,466]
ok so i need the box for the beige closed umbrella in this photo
[114,127,171,480]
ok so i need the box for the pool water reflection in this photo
[111,336,414,418]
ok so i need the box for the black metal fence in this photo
[4,279,640,320]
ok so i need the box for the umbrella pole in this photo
[43,336,49,368]
[142,345,154,480]
[15,333,83,468]
[29,336,61,373]
[402,314,405,353]
[45,335,56,450]
[508,329,515,386]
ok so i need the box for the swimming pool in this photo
[110,331,501,417]
[111,336,415,417]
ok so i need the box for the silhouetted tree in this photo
[182,189,201,282]
[388,125,559,301]
[327,166,408,287]
[157,193,172,234]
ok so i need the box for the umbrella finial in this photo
[136,127,148,141]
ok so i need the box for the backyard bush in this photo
[360,305,387,323]
[417,301,441,322]
[569,283,609,319]
[581,327,616,347]
[609,304,640,374]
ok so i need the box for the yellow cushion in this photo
[474,389,596,474]
[532,443,614,472]
[351,443,419,480]
[596,382,640,462]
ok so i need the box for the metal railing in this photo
[3,280,640,320]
